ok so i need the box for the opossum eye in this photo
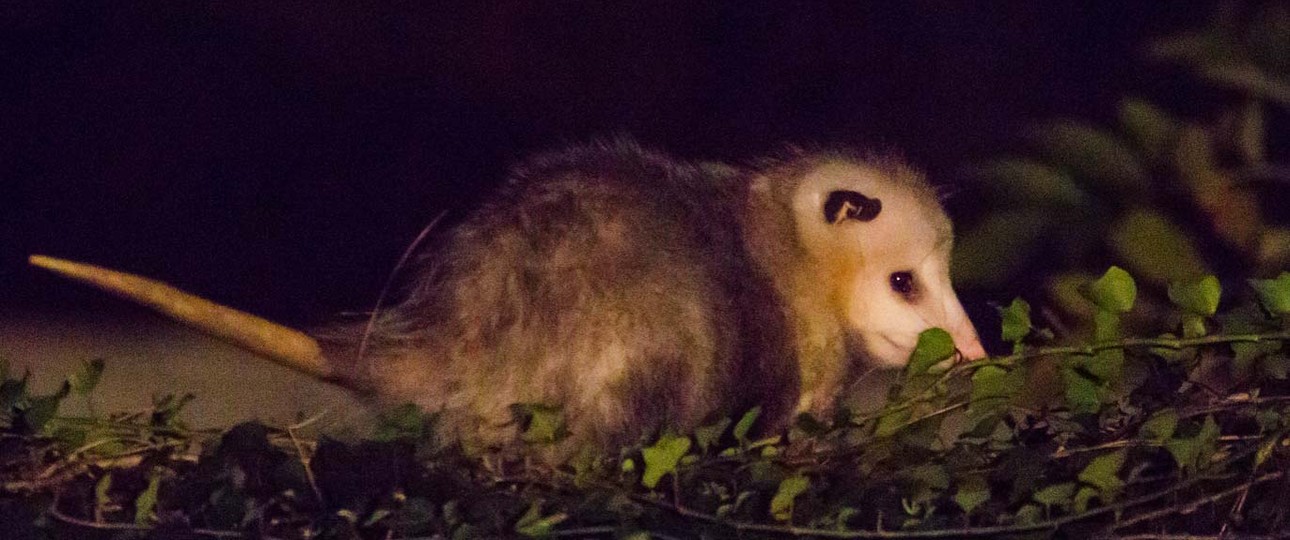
[889,271,918,300]
[824,190,882,224]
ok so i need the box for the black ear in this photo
[823,190,882,224]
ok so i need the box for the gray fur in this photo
[332,141,945,449]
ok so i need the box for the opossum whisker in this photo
[356,211,448,367]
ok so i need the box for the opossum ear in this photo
[824,190,882,224]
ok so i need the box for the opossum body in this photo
[31,141,984,450]
[344,142,984,447]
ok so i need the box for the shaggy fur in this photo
[337,141,976,449]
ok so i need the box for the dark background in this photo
[1,1,1212,325]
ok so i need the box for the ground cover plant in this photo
[2,268,1290,538]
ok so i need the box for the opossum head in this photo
[785,158,985,368]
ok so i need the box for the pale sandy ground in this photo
[0,308,375,434]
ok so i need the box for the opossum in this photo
[30,141,985,449]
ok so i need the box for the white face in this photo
[793,162,985,368]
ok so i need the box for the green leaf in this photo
[1239,99,1267,163]
[1119,98,1180,165]
[514,502,567,537]
[1250,272,1290,314]
[906,328,956,377]
[693,417,731,453]
[1028,122,1149,199]
[969,365,1023,420]
[953,475,991,515]
[372,403,428,442]
[1073,485,1100,514]
[1086,349,1124,383]
[769,474,810,522]
[972,159,1092,207]
[1000,298,1033,344]
[24,383,69,434]
[1181,314,1208,338]
[640,433,692,489]
[874,407,913,438]
[1078,449,1127,497]
[1014,503,1044,525]
[94,474,113,516]
[1093,310,1121,342]
[1109,210,1209,287]
[1166,415,1221,473]
[1062,368,1105,414]
[134,468,162,525]
[732,407,761,445]
[69,358,105,396]
[0,376,29,417]
[1168,276,1222,316]
[951,210,1052,288]
[1139,409,1179,443]
[1033,482,1076,510]
[1086,266,1137,313]
[514,404,564,444]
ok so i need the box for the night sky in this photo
[1,2,1212,324]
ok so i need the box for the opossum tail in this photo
[28,254,332,381]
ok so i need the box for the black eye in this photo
[890,271,917,299]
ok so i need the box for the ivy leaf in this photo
[1093,310,1121,343]
[969,365,1023,419]
[972,159,1092,208]
[1175,125,1264,253]
[513,404,565,444]
[1062,368,1105,414]
[372,403,429,442]
[1028,122,1149,199]
[1087,349,1125,385]
[514,502,568,537]
[769,474,810,522]
[134,468,162,525]
[693,417,731,453]
[68,358,105,396]
[1014,504,1044,525]
[0,374,30,417]
[24,383,70,434]
[1119,98,1180,165]
[1250,272,1290,315]
[952,210,1052,288]
[732,407,761,445]
[1139,409,1179,443]
[640,433,692,489]
[1073,486,1100,514]
[1000,298,1033,344]
[906,328,956,377]
[1033,482,1076,511]
[1078,449,1127,498]
[1168,276,1222,316]
[954,475,991,515]
[1086,267,1137,313]
[874,407,913,438]
[1109,209,1209,287]
[1166,415,1221,473]
[1181,314,1208,338]
[94,473,113,517]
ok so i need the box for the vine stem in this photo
[1107,471,1285,534]
[47,498,244,538]
[977,331,1290,370]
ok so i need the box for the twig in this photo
[48,499,244,538]
[286,424,324,503]
[1108,471,1285,534]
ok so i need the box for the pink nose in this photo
[953,325,987,360]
